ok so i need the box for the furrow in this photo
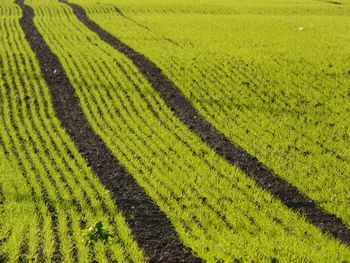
[21,0,350,261]
[0,26,54,260]
[180,57,348,169]
[62,0,350,246]
[78,0,350,230]
[45,29,298,241]
[45,8,278,259]
[0,1,146,261]
[15,0,199,262]
[182,55,350,212]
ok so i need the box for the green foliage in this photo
[81,0,350,228]
[0,1,145,261]
[85,221,113,246]
[40,0,350,261]
[1,0,350,261]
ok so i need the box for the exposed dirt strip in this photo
[15,0,202,262]
[328,1,343,5]
[61,0,350,246]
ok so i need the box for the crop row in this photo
[0,1,143,261]
[15,0,350,261]
[75,0,350,227]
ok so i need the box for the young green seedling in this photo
[85,221,113,247]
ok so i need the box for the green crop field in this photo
[1,0,350,262]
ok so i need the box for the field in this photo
[0,0,350,262]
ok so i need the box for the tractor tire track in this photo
[16,0,202,262]
[61,0,350,246]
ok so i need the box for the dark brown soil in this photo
[16,0,202,262]
[328,1,343,5]
[61,0,350,247]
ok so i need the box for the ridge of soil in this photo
[16,0,202,262]
[61,0,350,246]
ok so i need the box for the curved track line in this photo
[61,0,350,246]
[15,0,202,262]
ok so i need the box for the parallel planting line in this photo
[0,1,145,261]
[22,0,350,260]
[15,0,201,262]
[175,56,349,164]
[174,55,350,220]
[82,2,350,227]
[62,0,350,246]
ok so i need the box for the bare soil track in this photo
[61,0,350,246]
[15,0,202,262]
[328,1,343,5]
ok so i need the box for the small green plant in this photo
[85,221,113,246]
